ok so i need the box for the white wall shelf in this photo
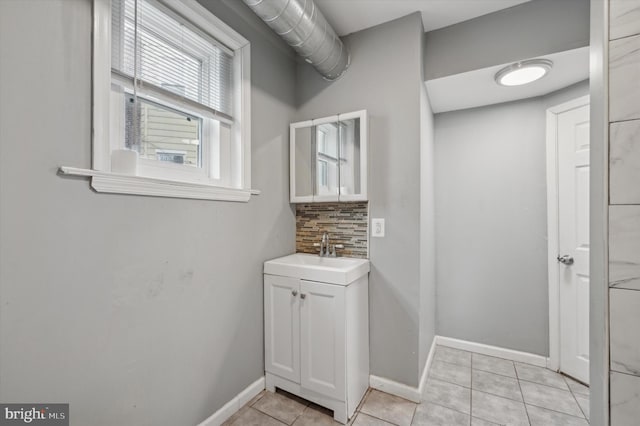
[58,166,260,202]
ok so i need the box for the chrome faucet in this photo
[321,232,329,257]
[313,232,344,257]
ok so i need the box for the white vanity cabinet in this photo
[263,258,369,424]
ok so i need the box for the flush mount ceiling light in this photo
[495,59,553,87]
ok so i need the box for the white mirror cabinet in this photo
[290,110,368,203]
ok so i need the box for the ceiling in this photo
[425,47,589,113]
[314,0,531,35]
[311,0,587,113]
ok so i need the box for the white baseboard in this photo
[198,376,265,426]
[418,337,437,394]
[369,335,436,403]
[435,336,549,368]
[369,375,422,403]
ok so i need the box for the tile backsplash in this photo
[296,202,368,259]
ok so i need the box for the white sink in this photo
[264,253,370,285]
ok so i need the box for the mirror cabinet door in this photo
[314,122,340,200]
[338,116,361,198]
[291,111,366,203]
[294,126,314,200]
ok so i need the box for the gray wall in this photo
[296,12,431,387]
[435,81,589,356]
[0,1,296,425]
[419,79,437,374]
[424,0,590,80]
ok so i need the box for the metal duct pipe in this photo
[242,0,350,81]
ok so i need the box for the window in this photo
[83,0,253,201]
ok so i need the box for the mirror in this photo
[315,121,340,199]
[294,126,313,200]
[290,110,367,203]
[338,116,361,197]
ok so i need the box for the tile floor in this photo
[223,345,590,425]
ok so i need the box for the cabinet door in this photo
[338,110,367,201]
[264,275,300,383]
[299,280,346,399]
[290,122,314,203]
[313,117,340,202]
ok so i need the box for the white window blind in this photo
[111,0,234,120]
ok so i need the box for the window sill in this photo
[59,166,260,202]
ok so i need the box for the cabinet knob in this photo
[300,293,306,299]
[292,290,298,296]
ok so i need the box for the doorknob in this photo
[292,290,298,296]
[557,255,574,265]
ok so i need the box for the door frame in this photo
[546,95,590,372]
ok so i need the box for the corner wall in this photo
[434,82,589,356]
[424,0,590,80]
[0,1,296,425]
[419,34,437,376]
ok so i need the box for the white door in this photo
[557,103,590,384]
[264,275,300,383]
[299,280,346,399]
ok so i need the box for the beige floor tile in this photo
[223,407,286,426]
[471,390,529,425]
[472,353,517,378]
[422,378,471,414]
[360,389,417,426]
[564,376,590,397]
[470,417,499,426]
[519,381,583,418]
[356,388,372,412]
[412,402,470,425]
[247,390,266,407]
[352,412,396,426]
[515,363,568,390]
[433,346,472,367]
[292,404,341,426]
[429,360,472,388]
[574,394,589,421]
[526,404,589,426]
[472,370,522,402]
[252,390,308,425]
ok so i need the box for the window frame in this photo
[89,0,254,202]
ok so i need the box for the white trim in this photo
[368,335,436,403]
[313,115,340,126]
[289,120,314,203]
[90,0,252,198]
[160,0,249,50]
[92,0,112,171]
[239,44,251,190]
[545,95,590,372]
[435,336,549,368]
[59,167,260,202]
[369,375,422,403]
[337,110,368,202]
[418,336,437,395]
[197,377,265,426]
[547,96,590,114]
